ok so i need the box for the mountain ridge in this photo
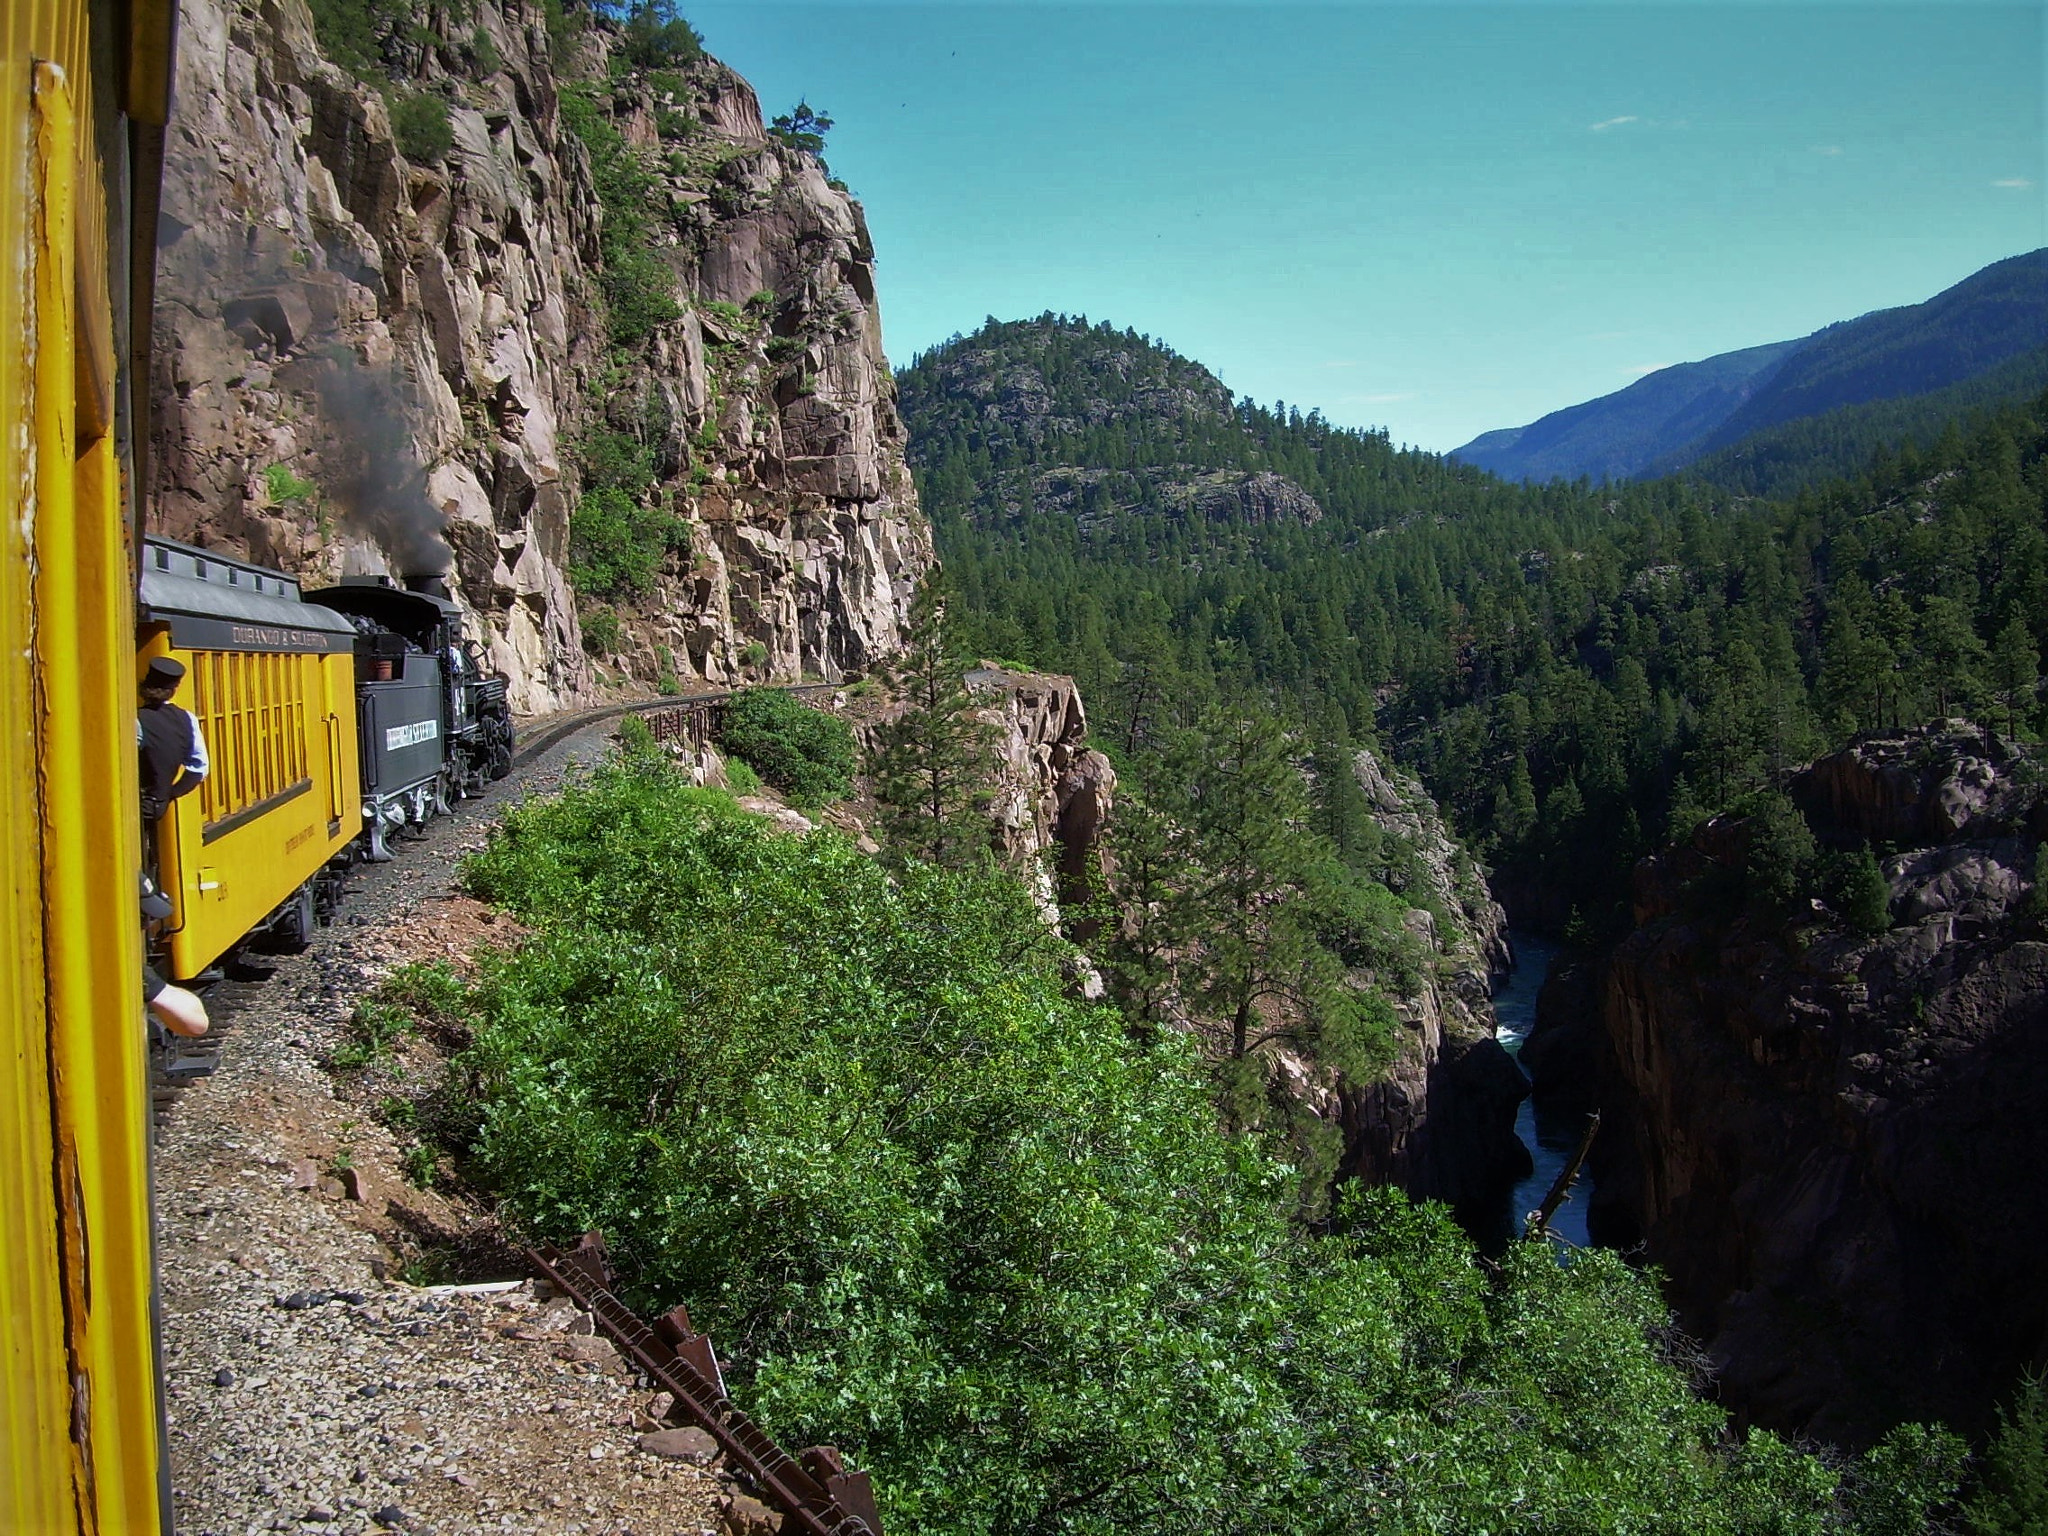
[1452,248,2048,485]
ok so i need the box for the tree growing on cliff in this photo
[869,577,995,869]
[610,0,704,68]
[767,101,833,157]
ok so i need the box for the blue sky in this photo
[688,2,2045,452]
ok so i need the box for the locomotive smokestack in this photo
[406,574,450,600]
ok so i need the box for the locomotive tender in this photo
[140,537,515,981]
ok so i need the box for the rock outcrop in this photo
[1567,726,2048,1443]
[150,0,930,713]
[1333,747,1526,1208]
[968,667,1117,900]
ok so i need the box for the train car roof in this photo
[139,537,355,650]
[302,578,464,628]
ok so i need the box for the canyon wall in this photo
[1561,726,2048,1442]
[151,0,930,713]
[1333,748,1526,1207]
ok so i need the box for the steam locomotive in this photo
[139,536,515,982]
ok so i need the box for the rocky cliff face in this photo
[967,666,1117,901]
[1563,726,2048,1443]
[150,0,930,713]
[1332,748,1525,1207]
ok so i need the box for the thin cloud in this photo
[1360,391,1418,404]
[1590,115,1639,132]
[1320,360,1359,370]
[1813,145,1844,157]
[1993,177,2034,189]
[1627,363,1672,378]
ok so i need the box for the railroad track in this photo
[511,683,841,768]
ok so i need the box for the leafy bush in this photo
[716,687,856,807]
[306,0,405,76]
[580,604,621,656]
[440,763,1949,1535]
[263,463,317,504]
[391,91,454,163]
[568,487,688,601]
[557,83,681,344]
[719,754,759,794]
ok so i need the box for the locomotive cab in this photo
[304,575,513,858]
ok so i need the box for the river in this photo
[1461,932,1595,1252]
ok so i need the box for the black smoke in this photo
[296,348,453,577]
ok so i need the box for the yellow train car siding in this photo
[140,629,361,982]
[2,0,178,1531]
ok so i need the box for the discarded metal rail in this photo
[529,1233,883,1536]
[1525,1110,1601,1242]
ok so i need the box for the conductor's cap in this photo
[143,657,186,684]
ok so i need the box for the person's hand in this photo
[149,984,209,1038]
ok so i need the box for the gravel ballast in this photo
[156,721,733,1536]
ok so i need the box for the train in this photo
[139,538,515,981]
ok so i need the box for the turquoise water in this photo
[1489,932,1595,1250]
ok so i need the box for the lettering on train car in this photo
[284,825,316,855]
[230,622,333,649]
[385,720,439,750]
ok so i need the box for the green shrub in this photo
[1823,846,1893,935]
[263,463,317,504]
[581,604,621,655]
[1966,1370,2048,1534]
[557,82,681,344]
[568,488,688,600]
[391,91,455,163]
[716,687,856,808]
[575,428,657,496]
[738,638,768,668]
[469,27,502,75]
[438,763,1950,1536]
[615,713,658,761]
[306,0,403,76]
[720,754,759,794]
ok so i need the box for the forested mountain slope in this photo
[1451,248,2048,486]
[907,315,2048,938]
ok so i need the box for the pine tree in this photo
[869,578,995,869]
[1916,597,1989,722]
[1990,618,2041,739]
[1097,790,1196,1035]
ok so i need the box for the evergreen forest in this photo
[903,315,2048,938]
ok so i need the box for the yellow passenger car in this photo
[139,539,363,980]
[1,0,181,1529]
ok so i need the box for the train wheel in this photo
[484,708,514,780]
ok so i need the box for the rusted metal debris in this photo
[1525,1110,1601,1242]
[528,1233,884,1536]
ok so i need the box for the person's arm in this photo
[143,965,208,1038]
[168,712,208,802]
